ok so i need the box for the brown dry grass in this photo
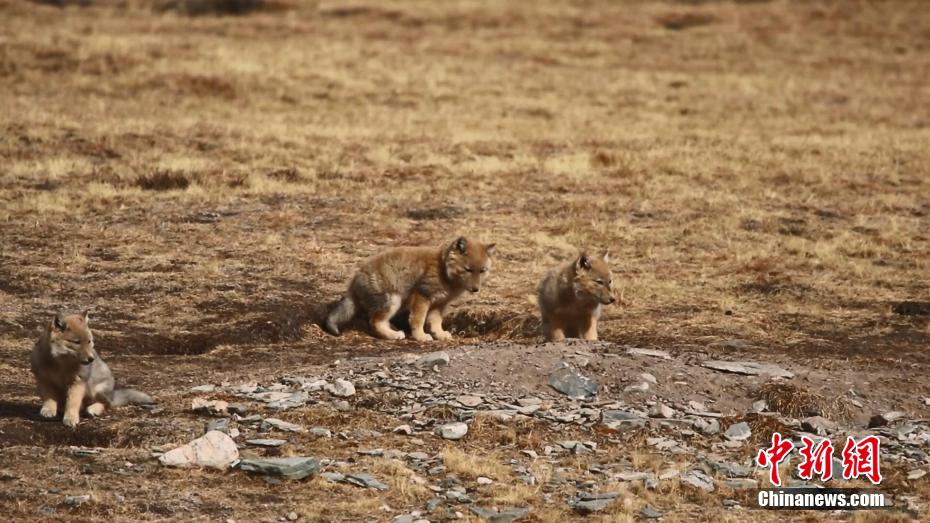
[1,0,929,520]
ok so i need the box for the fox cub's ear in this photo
[577,254,592,271]
[81,310,90,325]
[602,251,610,263]
[485,243,496,256]
[52,314,66,331]
[455,237,467,254]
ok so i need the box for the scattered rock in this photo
[261,418,306,433]
[624,381,650,393]
[907,469,927,481]
[801,416,838,436]
[415,351,450,368]
[246,438,287,447]
[640,507,663,519]
[328,379,356,398]
[688,400,707,412]
[239,457,320,480]
[206,418,231,435]
[641,372,658,384]
[456,395,483,408]
[549,365,598,399]
[702,360,794,379]
[724,478,759,489]
[468,505,530,523]
[437,422,468,440]
[571,492,619,514]
[190,385,216,393]
[751,400,768,413]
[191,398,229,416]
[649,403,675,418]
[477,476,494,485]
[626,348,672,360]
[393,424,413,435]
[343,472,389,491]
[286,511,299,521]
[693,418,721,435]
[681,470,715,492]
[924,398,930,407]
[159,431,239,470]
[309,427,332,438]
[64,495,91,507]
[723,422,751,442]
[601,410,645,431]
[703,457,751,478]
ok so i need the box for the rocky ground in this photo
[3,338,927,522]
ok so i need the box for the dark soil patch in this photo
[892,300,930,316]
[135,170,192,191]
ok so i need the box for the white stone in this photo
[437,422,468,440]
[159,431,239,470]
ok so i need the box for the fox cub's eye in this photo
[69,339,82,344]
[480,268,487,274]
[465,267,473,273]
[595,279,604,285]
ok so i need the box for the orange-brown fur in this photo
[30,311,152,427]
[324,236,496,341]
[537,253,616,341]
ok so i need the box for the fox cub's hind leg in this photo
[38,382,58,418]
[370,294,405,340]
[427,306,452,341]
[409,293,433,342]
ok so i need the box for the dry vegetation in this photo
[1,0,929,521]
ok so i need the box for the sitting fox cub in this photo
[537,252,616,341]
[30,311,153,428]
[324,236,496,341]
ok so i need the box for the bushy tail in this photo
[110,388,154,407]
[323,296,356,336]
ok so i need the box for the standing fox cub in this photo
[537,253,616,341]
[324,237,496,341]
[31,311,153,428]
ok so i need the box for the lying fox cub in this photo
[324,236,496,341]
[538,252,616,341]
[30,311,153,427]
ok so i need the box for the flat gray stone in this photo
[549,365,598,399]
[681,470,715,492]
[724,478,758,489]
[640,507,663,519]
[414,351,450,368]
[626,348,672,360]
[702,360,793,379]
[703,457,751,478]
[328,378,356,398]
[261,418,306,433]
[601,410,646,431]
[239,457,320,480]
[344,472,389,491]
[456,395,483,408]
[468,505,530,523]
[246,438,287,447]
[724,422,751,442]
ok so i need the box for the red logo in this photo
[798,436,834,481]
[841,435,883,484]
[756,432,794,486]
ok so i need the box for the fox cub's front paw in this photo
[412,331,434,342]
[39,404,57,418]
[86,403,106,417]
[62,413,80,428]
[432,331,453,341]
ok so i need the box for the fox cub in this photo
[537,252,616,341]
[30,311,153,427]
[324,236,496,341]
